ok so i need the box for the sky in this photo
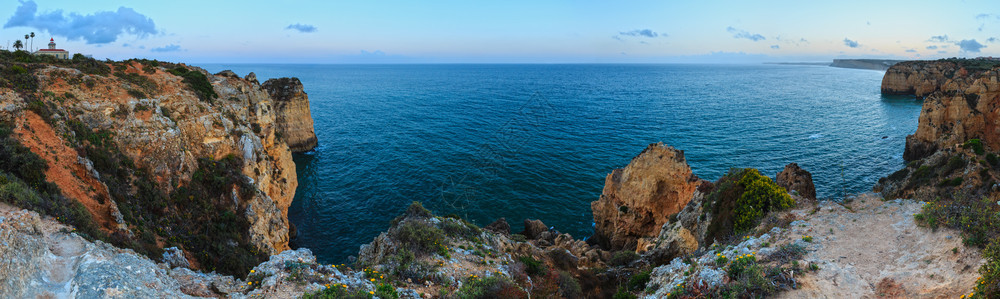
[0,0,998,63]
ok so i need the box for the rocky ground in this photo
[643,194,982,298]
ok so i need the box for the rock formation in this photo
[881,60,963,98]
[0,58,317,274]
[590,142,702,252]
[881,60,1000,161]
[263,77,318,152]
[775,163,816,200]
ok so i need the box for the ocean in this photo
[198,63,923,264]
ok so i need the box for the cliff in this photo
[0,52,316,275]
[830,59,903,71]
[262,77,318,152]
[880,59,1000,161]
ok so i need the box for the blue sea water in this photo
[199,63,923,264]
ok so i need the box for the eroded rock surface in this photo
[775,163,816,200]
[262,77,318,153]
[590,142,702,252]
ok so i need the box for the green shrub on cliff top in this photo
[733,169,795,233]
[705,168,796,244]
[167,66,218,102]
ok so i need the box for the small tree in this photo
[29,32,34,51]
[12,40,23,51]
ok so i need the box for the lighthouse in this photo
[34,38,70,59]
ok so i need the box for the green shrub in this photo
[167,66,217,102]
[938,177,963,187]
[965,139,985,155]
[915,193,1000,297]
[518,256,546,276]
[627,269,651,291]
[302,285,372,299]
[393,220,447,256]
[556,271,582,298]
[456,276,526,299]
[943,156,967,175]
[609,251,639,267]
[988,153,999,167]
[733,169,795,234]
[613,287,637,299]
[375,283,399,299]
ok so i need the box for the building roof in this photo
[38,49,67,52]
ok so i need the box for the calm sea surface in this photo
[199,64,923,263]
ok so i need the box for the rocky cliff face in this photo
[881,60,1000,161]
[881,60,963,98]
[0,56,316,275]
[263,77,318,153]
[590,143,702,252]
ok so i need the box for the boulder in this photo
[484,217,510,236]
[775,163,816,200]
[521,219,548,240]
[590,143,702,251]
[161,247,191,269]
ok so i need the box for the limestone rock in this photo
[521,219,548,240]
[262,77,318,152]
[162,246,191,269]
[484,217,510,236]
[590,142,701,251]
[775,163,816,200]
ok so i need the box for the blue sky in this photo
[1,0,998,63]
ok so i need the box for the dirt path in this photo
[13,111,118,233]
[776,193,982,298]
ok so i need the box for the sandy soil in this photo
[776,193,982,298]
[13,110,117,233]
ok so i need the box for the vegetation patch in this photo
[167,66,218,102]
[705,168,795,245]
[914,193,1000,297]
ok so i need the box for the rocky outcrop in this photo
[263,78,318,152]
[882,60,1000,161]
[0,203,411,298]
[775,163,816,200]
[0,59,317,274]
[484,217,510,236]
[590,142,702,252]
[881,60,963,98]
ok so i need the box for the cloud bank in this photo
[285,23,317,33]
[843,38,859,48]
[3,0,157,44]
[726,26,765,41]
[956,39,985,52]
[151,44,181,52]
[619,29,661,38]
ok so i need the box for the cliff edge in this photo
[262,77,318,153]
[0,52,317,276]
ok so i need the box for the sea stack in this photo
[263,77,319,152]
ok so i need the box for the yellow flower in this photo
[370,291,374,295]
[250,270,255,273]
[370,278,376,282]
[247,282,252,285]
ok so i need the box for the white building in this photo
[33,38,69,59]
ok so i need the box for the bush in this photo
[938,177,963,187]
[915,193,1000,297]
[393,220,448,256]
[456,276,526,299]
[518,256,546,276]
[627,269,651,291]
[302,285,372,299]
[609,251,639,267]
[167,66,217,102]
[988,153,999,167]
[613,287,637,299]
[556,271,583,299]
[965,139,986,155]
[705,168,795,244]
